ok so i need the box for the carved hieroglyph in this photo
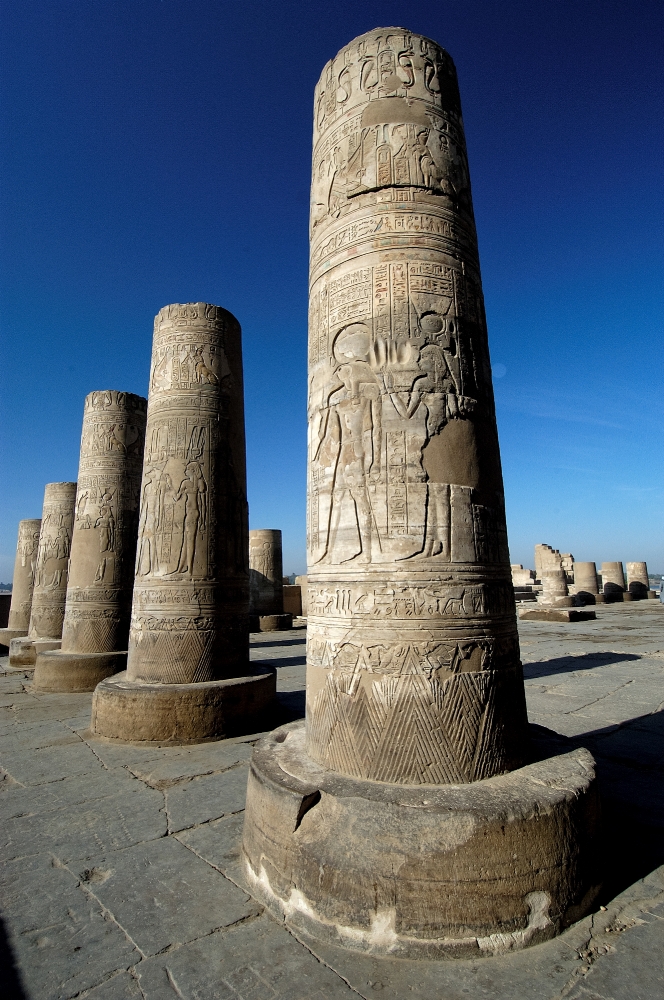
[126,303,249,683]
[28,483,77,639]
[60,391,147,654]
[7,520,41,632]
[249,530,284,615]
[305,28,528,784]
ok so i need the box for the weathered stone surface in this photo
[2,607,664,996]
[129,303,248,683]
[282,585,302,617]
[33,393,146,693]
[34,649,127,692]
[91,667,275,743]
[304,27,527,786]
[253,612,293,632]
[74,836,259,957]
[241,25,603,960]
[627,560,650,599]
[250,529,285,615]
[519,608,596,622]
[295,574,308,614]
[602,561,625,601]
[91,303,275,742]
[4,519,41,635]
[63,391,147,654]
[29,483,77,641]
[243,721,601,958]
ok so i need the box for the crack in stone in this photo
[563,679,635,715]
[70,866,148,961]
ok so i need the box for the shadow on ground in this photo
[251,636,306,649]
[571,708,664,903]
[523,651,640,679]
[0,913,27,1000]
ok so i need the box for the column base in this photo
[9,637,61,667]
[0,628,26,651]
[518,607,596,623]
[91,666,276,743]
[250,614,293,632]
[33,649,127,692]
[242,721,601,960]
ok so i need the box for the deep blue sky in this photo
[1,0,662,579]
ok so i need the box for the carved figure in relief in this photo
[37,520,72,589]
[171,462,207,578]
[137,466,172,576]
[94,499,116,583]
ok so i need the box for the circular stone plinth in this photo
[91,667,276,743]
[33,650,127,692]
[242,722,601,959]
[0,629,26,650]
[258,614,292,632]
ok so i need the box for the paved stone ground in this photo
[1,604,663,1000]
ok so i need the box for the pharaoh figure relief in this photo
[28,483,77,640]
[126,303,249,685]
[306,28,528,784]
[61,391,147,655]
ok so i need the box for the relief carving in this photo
[28,484,77,640]
[61,392,147,654]
[6,519,42,633]
[305,29,526,784]
[126,303,250,684]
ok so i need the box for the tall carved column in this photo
[91,303,275,741]
[10,483,77,666]
[33,391,147,692]
[0,520,41,649]
[249,529,291,631]
[243,28,600,957]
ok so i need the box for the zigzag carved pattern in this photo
[308,663,522,785]
[129,629,216,683]
[71,617,120,653]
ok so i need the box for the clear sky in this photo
[1,0,662,580]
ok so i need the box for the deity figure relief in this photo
[37,519,72,589]
[170,462,208,578]
[137,466,173,576]
[94,494,116,583]
[314,351,382,564]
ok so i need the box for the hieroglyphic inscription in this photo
[126,303,250,684]
[61,391,147,654]
[28,483,77,639]
[7,519,41,632]
[305,28,526,784]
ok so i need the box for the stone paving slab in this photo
[0,605,663,999]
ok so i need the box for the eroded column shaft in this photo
[61,391,146,653]
[305,28,527,784]
[7,520,41,633]
[127,302,249,683]
[249,530,284,615]
[29,484,77,639]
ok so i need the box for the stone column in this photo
[91,303,275,741]
[33,391,147,692]
[573,561,601,604]
[0,520,41,649]
[602,561,625,602]
[10,484,77,666]
[295,574,308,615]
[243,28,600,957]
[249,529,291,631]
[626,561,650,599]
